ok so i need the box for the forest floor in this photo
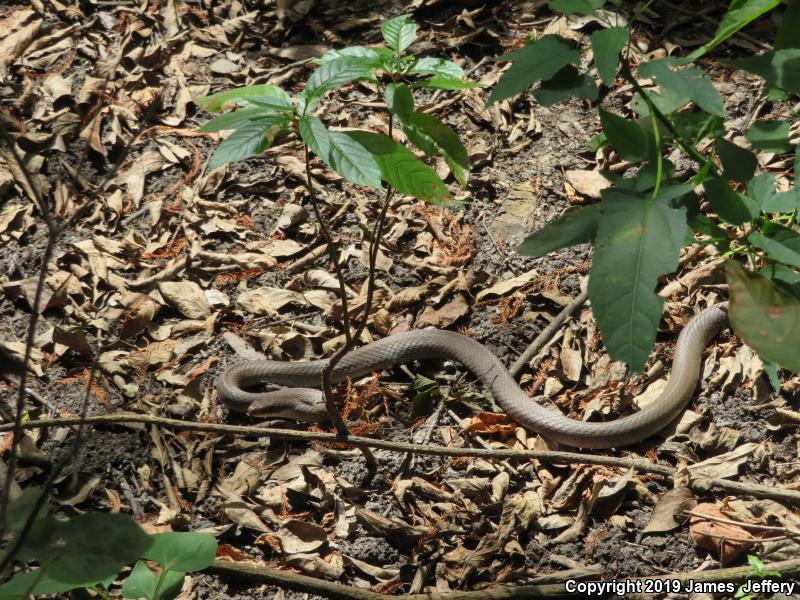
[1,0,799,598]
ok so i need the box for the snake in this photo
[216,303,728,449]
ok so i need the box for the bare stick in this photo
[209,556,800,600]
[510,288,588,377]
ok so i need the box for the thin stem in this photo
[302,144,352,435]
[152,568,168,600]
[649,108,663,199]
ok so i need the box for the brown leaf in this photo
[689,503,758,564]
[643,487,697,533]
[564,169,609,199]
[158,281,211,319]
[416,294,469,328]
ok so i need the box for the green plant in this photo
[735,554,782,600]
[489,0,800,379]
[0,488,217,600]
[196,14,474,436]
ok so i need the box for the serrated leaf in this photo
[638,59,724,116]
[197,84,291,112]
[704,177,758,225]
[344,131,453,205]
[298,115,330,160]
[517,204,600,256]
[325,131,383,188]
[409,57,464,77]
[143,532,218,572]
[488,35,580,104]
[716,138,757,182]
[299,57,374,114]
[727,261,800,370]
[599,108,650,162]
[747,120,792,152]
[548,0,605,15]
[121,561,185,600]
[590,26,628,85]
[533,65,598,106]
[414,75,481,90]
[731,48,800,93]
[381,14,417,53]
[385,82,414,123]
[208,118,285,170]
[690,0,781,60]
[588,189,688,371]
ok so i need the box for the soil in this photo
[0,0,797,598]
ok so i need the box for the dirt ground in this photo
[1,0,799,598]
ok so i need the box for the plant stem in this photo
[649,108,663,199]
[152,568,168,599]
[302,145,353,435]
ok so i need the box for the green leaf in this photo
[775,1,800,50]
[532,65,598,106]
[748,172,776,207]
[197,85,291,112]
[747,120,792,152]
[488,35,580,104]
[40,513,153,585]
[197,107,269,133]
[727,261,800,371]
[313,46,380,66]
[588,189,688,371]
[638,59,724,116]
[208,117,285,170]
[749,231,800,268]
[716,138,758,182]
[671,111,725,145]
[690,0,781,60]
[548,0,605,15]
[412,375,440,417]
[5,486,47,531]
[0,569,95,598]
[143,532,218,572]
[409,57,464,78]
[599,108,650,162]
[731,49,800,93]
[122,561,185,600]
[344,131,454,205]
[385,82,414,123]
[402,112,469,186]
[689,214,733,249]
[299,57,374,114]
[704,177,758,225]
[517,204,600,256]
[298,115,330,160]
[590,26,628,85]
[763,188,800,213]
[414,75,481,90]
[324,131,383,188]
[381,14,417,53]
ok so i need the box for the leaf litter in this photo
[0,0,798,597]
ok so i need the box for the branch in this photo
[209,557,800,600]
[5,413,800,503]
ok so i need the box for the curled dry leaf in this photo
[158,281,211,319]
[643,487,697,533]
[564,169,609,199]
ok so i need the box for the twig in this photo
[510,288,589,377]
[209,556,800,600]
[681,510,800,535]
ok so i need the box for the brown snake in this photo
[216,304,727,448]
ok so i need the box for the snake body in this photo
[216,304,727,449]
